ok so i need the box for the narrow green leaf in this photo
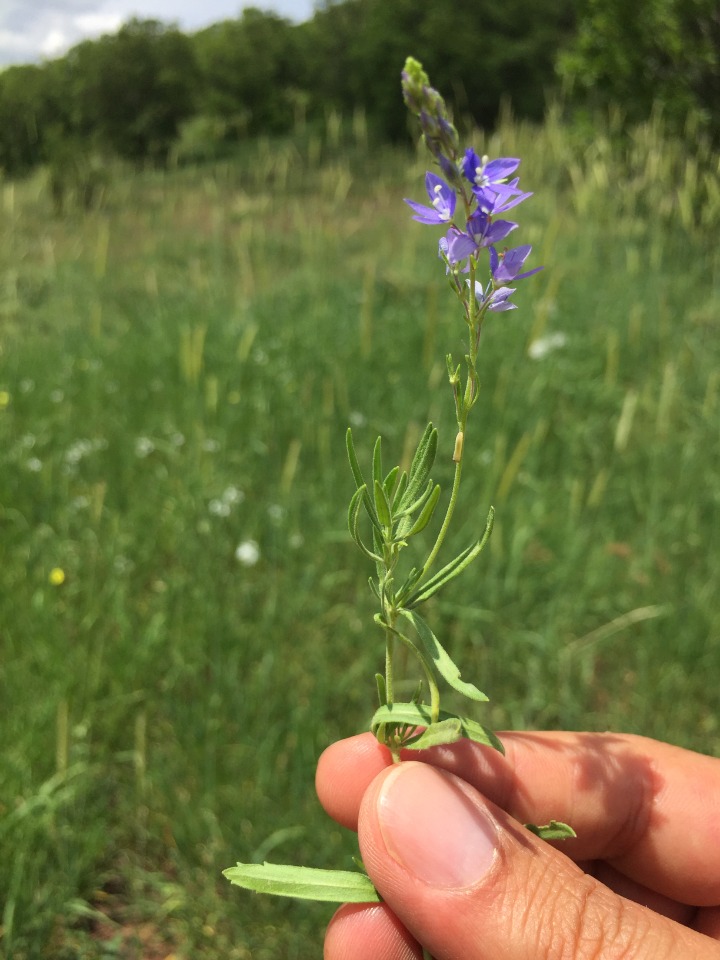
[398,424,437,511]
[375,673,386,707]
[395,477,435,521]
[348,486,383,562]
[383,465,399,500]
[345,428,365,490]
[346,428,381,528]
[371,702,504,754]
[396,566,423,606]
[223,863,380,903]
[404,718,463,749]
[525,821,577,841]
[374,479,392,529]
[404,483,441,538]
[405,507,494,608]
[372,436,383,489]
[392,470,408,508]
[400,609,488,702]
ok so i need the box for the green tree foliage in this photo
[63,19,199,163]
[192,9,300,137]
[303,0,577,137]
[558,0,720,134]
[0,64,56,174]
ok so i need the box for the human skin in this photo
[316,731,720,960]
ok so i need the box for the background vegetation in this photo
[1,1,719,957]
[1,101,719,957]
[0,0,718,178]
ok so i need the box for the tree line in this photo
[0,0,717,179]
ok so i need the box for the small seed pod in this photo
[452,431,464,463]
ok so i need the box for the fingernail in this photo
[377,762,497,888]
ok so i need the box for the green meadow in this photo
[1,108,718,958]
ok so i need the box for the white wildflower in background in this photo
[63,437,108,474]
[202,438,220,453]
[135,436,155,458]
[222,485,245,506]
[527,331,567,360]
[19,379,35,393]
[348,410,367,428]
[26,457,43,472]
[235,540,260,567]
[50,389,64,403]
[267,504,286,523]
[209,485,245,517]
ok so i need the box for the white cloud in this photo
[0,28,35,53]
[41,28,68,56]
[0,0,315,66]
[75,12,124,34]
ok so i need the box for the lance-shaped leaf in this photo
[525,821,577,841]
[348,486,383,562]
[392,470,409,508]
[400,609,488,701]
[373,479,392,529]
[372,436,383,489]
[224,863,380,903]
[383,465,399,499]
[404,506,494,607]
[371,702,504,754]
[403,483,441,538]
[397,423,437,511]
[404,717,462,748]
[346,428,380,529]
[394,475,436,522]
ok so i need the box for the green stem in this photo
[384,625,395,706]
[419,454,463,579]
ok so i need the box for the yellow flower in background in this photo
[0,390,10,409]
[49,567,66,586]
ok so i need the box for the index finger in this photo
[316,730,720,906]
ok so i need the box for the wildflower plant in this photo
[224,57,573,917]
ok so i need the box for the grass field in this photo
[1,106,719,958]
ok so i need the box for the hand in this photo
[316,731,720,959]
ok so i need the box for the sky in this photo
[0,0,316,67]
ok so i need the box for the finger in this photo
[358,761,717,960]
[317,731,720,905]
[316,734,393,830]
[324,903,421,960]
[423,730,720,906]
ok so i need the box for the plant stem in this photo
[419,454,463,579]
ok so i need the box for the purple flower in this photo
[405,172,456,225]
[490,244,543,283]
[462,149,520,189]
[475,179,533,215]
[439,213,518,267]
[470,280,518,312]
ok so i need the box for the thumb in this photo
[358,761,708,960]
